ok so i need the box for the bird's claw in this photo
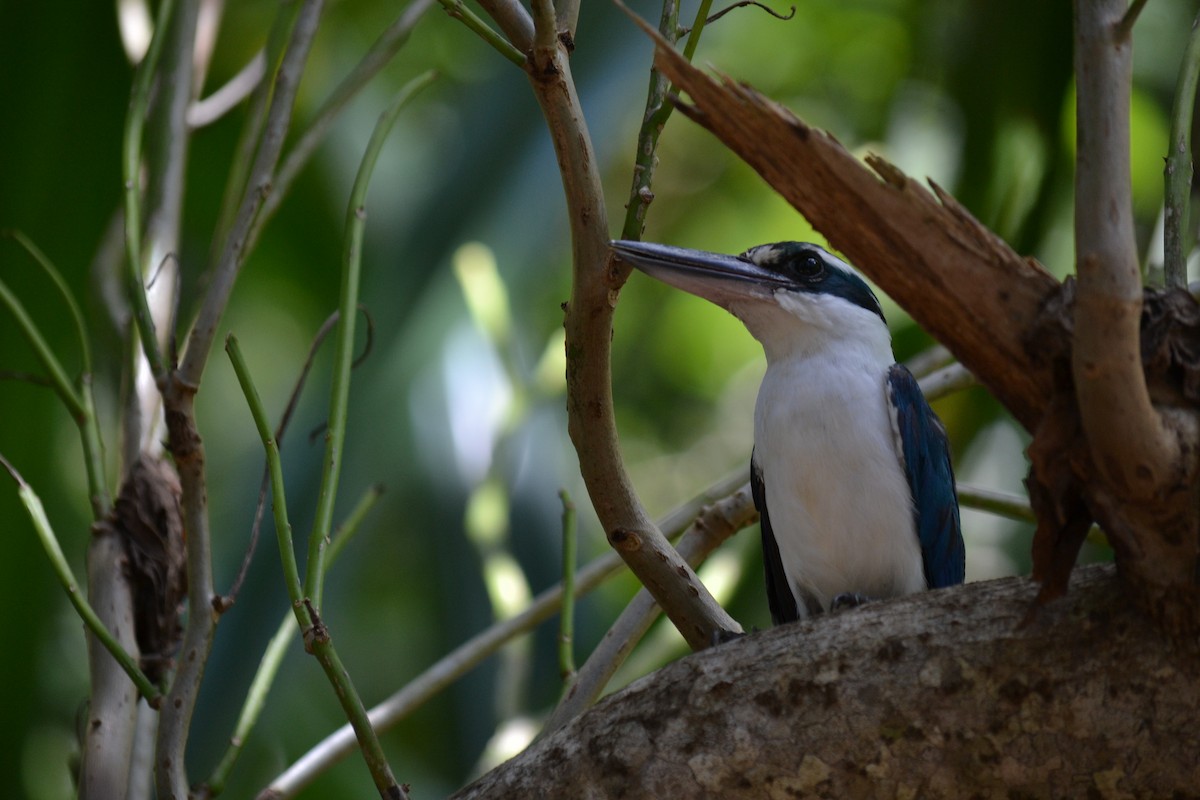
[831,592,873,611]
[710,627,748,647]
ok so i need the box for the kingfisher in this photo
[611,240,964,624]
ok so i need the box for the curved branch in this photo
[526,40,740,650]
[1072,0,1180,501]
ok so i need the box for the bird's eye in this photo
[795,253,825,281]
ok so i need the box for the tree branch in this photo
[1072,0,1180,501]
[623,8,1058,432]
[178,0,325,388]
[474,0,534,53]
[454,565,1198,798]
[526,37,740,650]
[259,469,747,798]
[543,481,757,732]
[1163,11,1200,288]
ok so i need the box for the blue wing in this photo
[751,452,800,624]
[887,364,965,589]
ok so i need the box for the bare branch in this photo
[544,482,757,733]
[529,34,741,648]
[475,0,534,53]
[1072,0,1179,500]
[178,0,325,388]
[251,0,436,261]
[624,7,1058,431]
[187,51,266,128]
[1163,11,1200,288]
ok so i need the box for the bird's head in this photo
[612,240,891,363]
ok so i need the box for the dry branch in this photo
[520,22,740,648]
[629,13,1057,431]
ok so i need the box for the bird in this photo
[611,239,964,624]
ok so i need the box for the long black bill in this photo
[610,240,784,305]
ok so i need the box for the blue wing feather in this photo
[887,364,965,589]
[751,452,800,624]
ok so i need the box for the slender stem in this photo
[260,469,749,798]
[0,457,159,702]
[955,483,1036,523]
[558,489,577,682]
[208,4,301,266]
[534,32,740,648]
[201,486,385,799]
[155,385,216,800]
[225,335,305,610]
[620,0,681,241]
[545,481,757,732]
[917,362,976,401]
[307,71,436,610]
[310,636,405,798]
[179,0,325,388]
[122,0,176,381]
[530,0,556,51]
[5,230,93,373]
[679,0,714,62]
[250,0,435,254]
[187,50,267,128]
[474,0,534,53]
[0,277,86,418]
[79,380,112,519]
[436,0,527,66]
[619,0,715,241]
[4,234,110,513]
[1164,11,1200,288]
[201,610,295,799]
[228,333,401,797]
[1116,0,1150,39]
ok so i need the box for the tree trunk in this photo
[455,565,1199,798]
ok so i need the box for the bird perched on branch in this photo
[611,240,964,624]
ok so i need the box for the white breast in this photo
[754,349,926,613]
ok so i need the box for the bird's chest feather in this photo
[753,355,924,604]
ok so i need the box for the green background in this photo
[0,0,1186,796]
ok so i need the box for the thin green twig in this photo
[249,0,435,256]
[228,331,404,797]
[260,469,749,798]
[307,70,437,610]
[620,0,681,241]
[225,335,305,610]
[5,231,92,373]
[209,2,304,262]
[530,0,556,51]
[955,483,1035,523]
[436,0,527,66]
[558,489,577,683]
[1164,10,1200,288]
[121,0,176,381]
[2,231,111,517]
[0,278,86,419]
[199,484,384,798]
[0,454,159,703]
[679,0,715,62]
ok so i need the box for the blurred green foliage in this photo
[0,0,1191,796]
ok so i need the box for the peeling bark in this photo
[629,15,1058,430]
